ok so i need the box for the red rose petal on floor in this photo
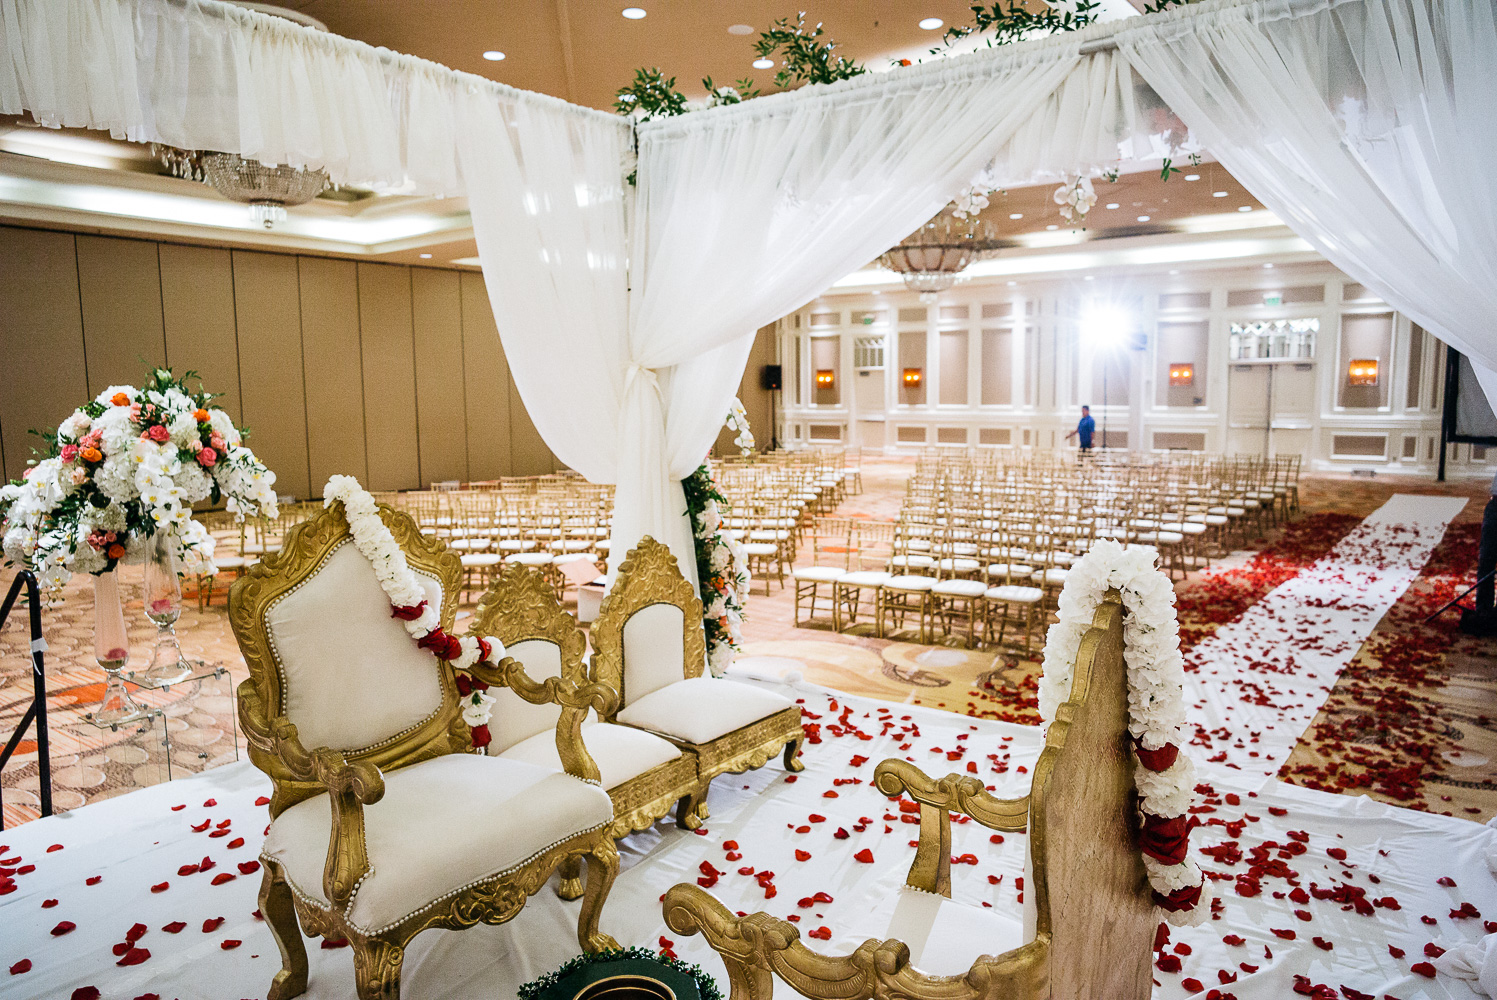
[807,926,832,940]
[211,873,236,886]
[252,909,263,920]
[1181,978,1204,993]
[1388,945,1405,959]
[208,829,230,839]
[41,899,57,908]
[161,921,186,934]
[51,921,76,935]
[203,799,217,808]
[112,942,129,957]
[202,917,224,933]
[794,826,810,834]
[85,876,101,885]
[722,840,739,851]
[1410,962,1437,978]
[1424,943,1446,958]
[255,796,270,806]
[854,849,875,863]
[190,820,211,832]
[1270,929,1296,940]
[1326,847,1347,861]
[794,850,811,862]
[784,776,796,783]
[116,946,150,967]
[1437,877,1457,887]
[1156,954,1182,973]
[151,881,169,893]
[822,790,838,798]
[9,959,30,975]
[226,838,245,850]
[171,805,185,812]
[1293,909,1312,921]
[1312,937,1332,950]
[71,988,100,1000]
[321,938,349,949]
[238,861,260,875]
[1222,935,1244,946]
[1339,988,1373,1000]
[135,994,161,1000]
[198,856,215,872]
[834,828,850,840]
[46,844,63,852]
[220,939,241,950]
[177,864,200,877]
[1268,807,1288,816]
[126,922,147,942]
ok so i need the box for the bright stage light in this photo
[1081,304,1132,347]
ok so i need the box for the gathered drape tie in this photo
[624,361,662,402]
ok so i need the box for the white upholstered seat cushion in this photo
[499,721,681,790]
[616,676,794,745]
[792,566,845,582]
[987,585,1043,603]
[262,754,612,935]
[265,541,444,752]
[839,571,892,587]
[884,887,1025,977]
[506,552,556,566]
[883,575,936,592]
[932,579,986,598]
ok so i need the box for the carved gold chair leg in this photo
[579,839,622,953]
[259,860,309,1000]
[784,734,806,772]
[352,937,405,1000]
[556,855,584,901]
[676,785,707,829]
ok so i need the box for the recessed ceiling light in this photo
[1083,274,1095,281]
[419,253,433,259]
[1213,191,1228,198]
[1238,205,1253,212]
[1263,262,1274,268]
[919,17,944,29]
[727,23,754,34]
[1105,203,1119,210]
[1168,269,1180,275]
[1137,215,1151,222]
[752,57,774,69]
[1009,213,1023,220]
[482,50,505,61]
[1046,224,1059,231]
[622,7,647,19]
[1007,280,1017,286]
[1184,174,1200,181]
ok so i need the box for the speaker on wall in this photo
[761,364,782,391]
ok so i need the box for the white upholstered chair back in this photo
[264,540,445,752]
[487,638,564,754]
[621,603,686,707]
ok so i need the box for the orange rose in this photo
[194,408,209,423]
[111,392,130,406]
[107,543,125,559]
[79,446,102,463]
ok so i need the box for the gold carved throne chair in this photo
[664,591,1156,1000]
[472,564,702,855]
[232,500,621,1000]
[591,537,806,828]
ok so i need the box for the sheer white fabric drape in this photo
[1119,0,1497,399]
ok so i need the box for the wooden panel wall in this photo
[0,224,622,495]
[0,229,89,482]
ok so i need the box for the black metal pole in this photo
[0,571,52,829]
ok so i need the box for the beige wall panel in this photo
[981,329,1012,405]
[1339,312,1393,409]
[357,263,421,490]
[939,330,969,406]
[298,257,367,490]
[0,228,87,482]
[159,244,242,422]
[411,268,468,485]
[1156,320,1209,408]
[811,335,840,406]
[460,272,512,479]
[76,234,165,395]
[232,251,310,499]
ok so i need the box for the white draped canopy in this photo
[3,0,1493,584]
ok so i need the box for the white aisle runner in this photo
[0,495,1486,1000]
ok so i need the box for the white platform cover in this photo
[0,497,1488,999]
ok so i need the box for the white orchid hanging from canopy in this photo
[1053,174,1098,227]
[725,397,756,457]
[0,367,279,588]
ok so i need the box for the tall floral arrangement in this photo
[0,368,279,588]
[683,465,750,677]
[1038,537,1210,927]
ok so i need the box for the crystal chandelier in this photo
[878,213,1004,296]
[199,153,329,228]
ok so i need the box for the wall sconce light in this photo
[815,369,835,388]
[1168,363,1194,387]
[1348,358,1379,386]
[902,367,923,387]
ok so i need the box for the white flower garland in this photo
[1038,537,1211,926]
[323,475,505,745]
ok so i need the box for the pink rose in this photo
[146,425,170,443]
[60,444,78,463]
[129,403,142,421]
[196,446,217,468]
[209,432,226,451]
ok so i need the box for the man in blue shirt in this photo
[1066,405,1095,454]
